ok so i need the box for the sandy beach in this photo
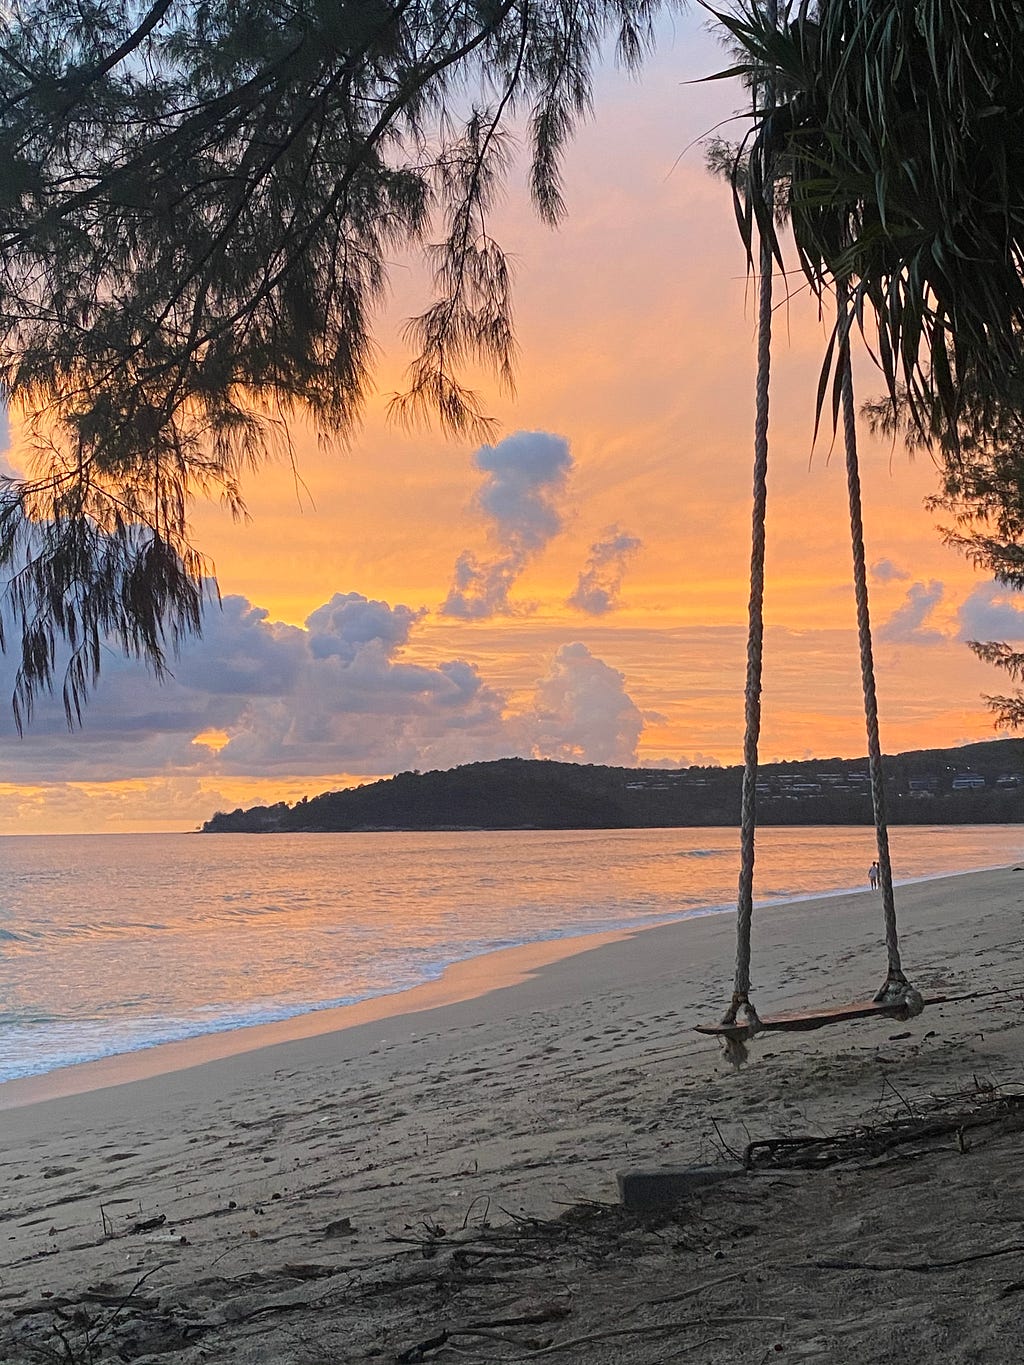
[3,865,1024,1363]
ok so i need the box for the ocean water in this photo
[0,825,1021,1084]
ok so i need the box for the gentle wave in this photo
[0,914,687,1082]
[1,825,1020,1086]
[0,874,960,1082]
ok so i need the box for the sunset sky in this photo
[3,11,1023,835]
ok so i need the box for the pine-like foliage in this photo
[864,379,1024,728]
[926,402,1024,730]
[0,0,664,725]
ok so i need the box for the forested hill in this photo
[201,739,1024,832]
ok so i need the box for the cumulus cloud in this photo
[877,580,947,645]
[441,430,573,618]
[568,526,642,615]
[531,643,643,766]
[305,593,424,660]
[956,582,1024,643]
[870,557,911,584]
[0,591,509,782]
[0,588,648,795]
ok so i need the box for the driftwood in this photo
[743,1091,1024,1171]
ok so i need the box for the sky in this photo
[3,11,1023,835]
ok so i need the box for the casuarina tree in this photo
[0,0,666,724]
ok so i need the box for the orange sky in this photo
[2,14,1020,835]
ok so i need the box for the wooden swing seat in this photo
[695,996,934,1043]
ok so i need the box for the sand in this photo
[3,865,1024,1363]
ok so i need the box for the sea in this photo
[1,825,1021,1086]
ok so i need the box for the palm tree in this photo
[718,2,1024,753]
[716,0,1024,441]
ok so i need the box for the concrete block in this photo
[616,1165,737,1212]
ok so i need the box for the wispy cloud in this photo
[441,430,573,619]
[877,580,946,645]
[870,557,911,584]
[568,526,642,615]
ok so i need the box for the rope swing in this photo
[699,25,922,1056]
[700,283,924,1060]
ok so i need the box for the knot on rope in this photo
[901,987,925,1019]
[875,976,924,1020]
[722,993,761,1030]
[721,995,761,1069]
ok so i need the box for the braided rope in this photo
[726,0,778,1035]
[837,299,914,1005]
[728,240,772,1030]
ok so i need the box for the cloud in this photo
[305,593,425,661]
[0,777,235,835]
[568,526,642,614]
[441,430,573,618]
[442,552,522,622]
[870,558,911,584]
[956,582,1024,643]
[0,590,511,781]
[0,588,648,796]
[530,643,643,765]
[641,752,722,769]
[877,580,947,645]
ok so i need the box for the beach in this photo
[3,865,1024,1363]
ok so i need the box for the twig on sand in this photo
[462,1303,572,1331]
[442,1336,726,1363]
[396,1328,450,1362]
[629,1269,745,1310]
[396,1311,783,1364]
[707,1117,744,1163]
[817,1242,1024,1275]
[744,1090,1024,1171]
[491,1315,787,1359]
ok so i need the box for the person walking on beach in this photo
[868,860,880,891]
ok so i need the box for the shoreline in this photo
[3,863,1018,1122]
[4,863,1024,1363]
[3,858,1014,1113]
[0,926,634,1113]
